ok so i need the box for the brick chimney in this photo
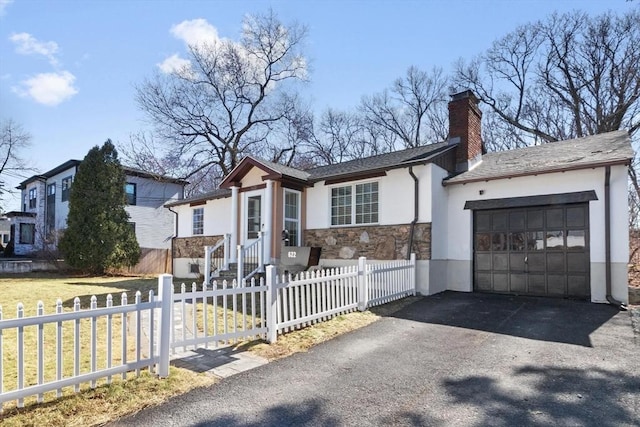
[448,90,482,172]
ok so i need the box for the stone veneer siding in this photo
[174,235,224,259]
[303,223,431,261]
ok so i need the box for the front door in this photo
[243,190,264,244]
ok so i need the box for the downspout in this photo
[168,206,178,275]
[604,166,626,310]
[407,166,419,260]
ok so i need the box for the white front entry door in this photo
[242,189,265,245]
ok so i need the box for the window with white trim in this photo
[283,190,300,246]
[331,181,379,226]
[192,208,204,235]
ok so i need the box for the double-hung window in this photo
[125,183,137,205]
[62,176,72,202]
[28,188,37,209]
[331,181,379,226]
[192,208,204,235]
[283,190,300,245]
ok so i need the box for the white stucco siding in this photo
[305,165,432,229]
[443,165,629,303]
[174,197,231,238]
[242,167,266,187]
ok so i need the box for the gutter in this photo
[167,206,178,275]
[604,165,626,310]
[407,166,419,260]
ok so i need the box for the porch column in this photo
[230,185,239,263]
[264,179,274,264]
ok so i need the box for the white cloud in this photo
[14,71,78,106]
[0,0,13,16]
[170,19,220,47]
[157,53,191,75]
[9,32,60,66]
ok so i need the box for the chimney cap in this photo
[450,89,478,103]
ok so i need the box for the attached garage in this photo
[442,130,633,304]
[471,201,592,298]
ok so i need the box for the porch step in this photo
[210,263,263,284]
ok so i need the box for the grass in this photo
[0,272,418,426]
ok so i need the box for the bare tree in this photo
[360,66,449,149]
[454,9,640,150]
[134,10,309,187]
[0,119,33,210]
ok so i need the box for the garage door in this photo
[473,203,590,298]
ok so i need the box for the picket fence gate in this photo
[0,254,415,411]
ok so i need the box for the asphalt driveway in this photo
[111,292,639,427]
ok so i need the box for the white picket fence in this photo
[0,254,415,410]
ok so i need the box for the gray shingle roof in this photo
[165,188,231,207]
[307,142,450,181]
[444,130,633,185]
[249,157,311,181]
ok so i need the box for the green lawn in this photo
[0,272,417,426]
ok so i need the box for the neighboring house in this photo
[0,216,10,247]
[166,90,633,305]
[8,160,187,267]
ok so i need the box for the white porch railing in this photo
[237,231,264,282]
[204,234,230,283]
[0,255,415,410]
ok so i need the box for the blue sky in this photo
[0,0,635,210]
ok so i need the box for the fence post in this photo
[258,231,264,273]
[204,246,211,284]
[237,245,244,282]
[156,274,172,378]
[357,256,368,311]
[223,234,230,271]
[410,253,416,296]
[265,265,278,343]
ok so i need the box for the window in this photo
[28,188,37,209]
[125,183,137,205]
[192,208,204,235]
[247,195,262,239]
[331,182,378,226]
[283,190,300,246]
[62,176,72,201]
[19,223,35,244]
[2,233,9,244]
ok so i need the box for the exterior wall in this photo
[242,167,266,187]
[443,165,629,304]
[428,165,452,295]
[305,164,432,229]
[172,235,225,280]
[174,235,225,258]
[11,215,37,255]
[304,223,431,261]
[46,166,77,233]
[174,196,231,238]
[125,176,183,249]
[21,179,46,249]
